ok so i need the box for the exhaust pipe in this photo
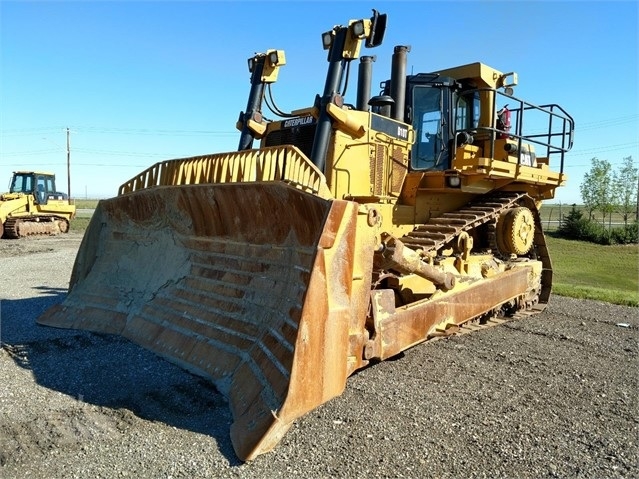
[390,45,410,122]
[356,56,376,111]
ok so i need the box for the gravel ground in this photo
[0,233,637,478]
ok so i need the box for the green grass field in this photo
[70,216,92,232]
[70,199,99,232]
[73,199,100,209]
[546,235,638,307]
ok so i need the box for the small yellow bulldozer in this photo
[39,10,573,460]
[1,171,76,238]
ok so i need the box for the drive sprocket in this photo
[498,207,535,255]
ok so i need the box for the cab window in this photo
[411,86,444,170]
[10,173,33,194]
[36,175,47,203]
[45,177,55,195]
[455,91,480,131]
[456,95,469,131]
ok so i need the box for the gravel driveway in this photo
[1,233,637,478]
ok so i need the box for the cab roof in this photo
[13,171,56,176]
[433,62,513,89]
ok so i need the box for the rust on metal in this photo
[376,233,456,290]
[368,267,529,360]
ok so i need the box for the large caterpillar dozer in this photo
[39,10,574,461]
[1,171,76,238]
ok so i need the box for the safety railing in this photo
[455,89,574,174]
[118,145,332,199]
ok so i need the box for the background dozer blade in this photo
[38,182,363,460]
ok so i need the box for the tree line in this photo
[558,156,638,244]
[580,156,638,225]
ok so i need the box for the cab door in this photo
[408,80,454,171]
[35,175,48,205]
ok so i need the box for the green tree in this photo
[580,157,613,223]
[558,204,606,242]
[558,205,588,239]
[612,156,638,225]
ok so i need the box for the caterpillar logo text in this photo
[283,116,315,128]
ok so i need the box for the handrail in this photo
[455,88,575,174]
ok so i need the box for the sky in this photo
[1,0,637,204]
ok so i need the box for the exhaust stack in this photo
[356,56,376,111]
[390,45,410,121]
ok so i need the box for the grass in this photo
[70,216,92,232]
[70,198,99,232]
[546,234,638,307]
[73,199,100,209]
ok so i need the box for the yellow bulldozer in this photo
[1,171,76,238]
[39,10,574,461]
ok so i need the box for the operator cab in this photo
[387,63,574,177]
[9,172,65,205]
[402,74,480,172]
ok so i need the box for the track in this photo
[3,216,69,239]
[400,192,551,304]
[392,192,552,341]
[426,305,545,342]
[401,192,526,252]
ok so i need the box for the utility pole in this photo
[66,127,71,200]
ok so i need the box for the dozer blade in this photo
[38,182,364,461]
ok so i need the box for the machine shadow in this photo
[0,290,242,465]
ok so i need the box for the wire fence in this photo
[540,204,637,231]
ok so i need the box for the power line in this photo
[1,126,237,137]
[0,149,61,157]
[72,148,184,158]
[1,148,186,159]
[569,142,638,154]
[565,146,638,159]
[577,114,638,128]
[565,162,637,168]
[0,127,68,136]
[73,126,237,137]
